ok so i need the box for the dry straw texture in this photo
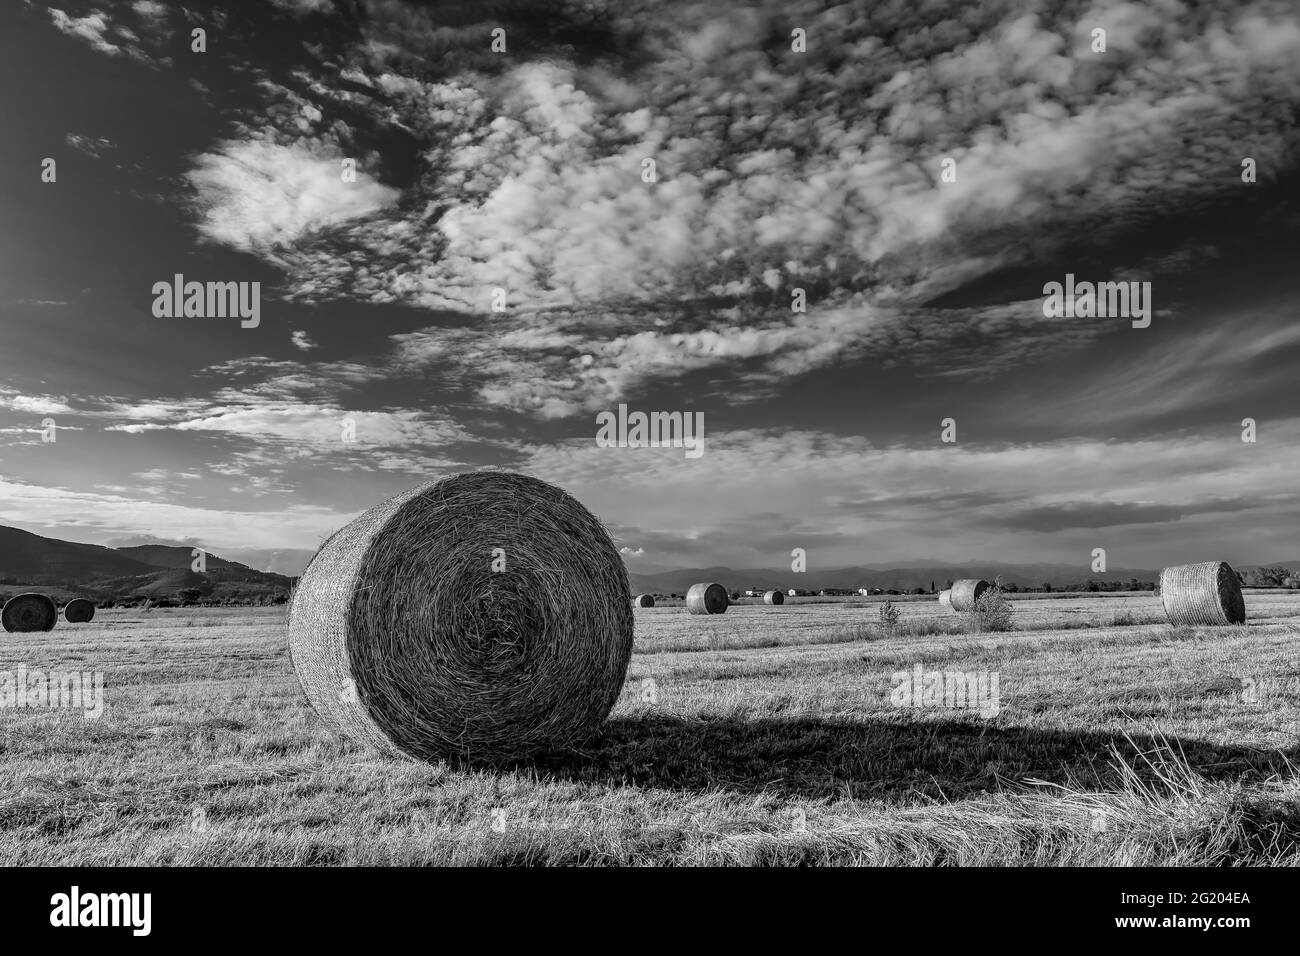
[633,594,655,608]
[948,579,990,612]
[2,593,57,632]
[686,582,728,614]
[763,590,784,605]
[1160,561,1246,626]
[938,588,953,608]
[287,472,634,763]
[63,598,95,623]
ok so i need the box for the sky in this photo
[1,0,1298,574]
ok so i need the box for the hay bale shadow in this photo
[473,716,1300,803]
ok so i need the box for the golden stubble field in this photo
[2,591,1299,865]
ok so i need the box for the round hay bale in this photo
[287,472,634,762]
[685,582,728,615]
[1160,561,1245,626]
[63,598,95,623]
[763,590,784,605]
[2,593,57,632]
[948,579,990,613]
[938,588,953,608]
[633,594,655,608]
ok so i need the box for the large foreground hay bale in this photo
[633,594,655,608]
[288,472,634,762]
[948,579,990,612]
[2,593,57,632]
[1160,561,1245,626]
[763,590,784,605]
[63,598,95,623]
[686,582,728,615]
[938,588,952,608]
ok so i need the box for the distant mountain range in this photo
[0,525,292,603]
[1,523,1295,602]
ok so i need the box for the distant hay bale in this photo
[287,472,634,762]
[1160,561,1245,626]
[633,594,655,608]
[2,593,57,632]
[685,582,728,615]
[938,588,953,608]
[63,598,95,623]
[763,590,785,605]
[948,579,990,613]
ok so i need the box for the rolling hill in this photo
[0,526,157,582]
[0,525,292,603]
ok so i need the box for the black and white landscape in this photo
[1,0,1299,879]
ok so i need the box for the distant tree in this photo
[178,587,202,604]
[1248,566,1290,587]
[1042,582,1052,593]
[930,580,936,594]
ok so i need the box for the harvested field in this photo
[2,591,1299,865]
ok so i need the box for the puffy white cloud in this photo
[48,7,121,56]
[0,389,77,415]
[186,138,399,252]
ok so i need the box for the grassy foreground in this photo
[2,594,1299,865]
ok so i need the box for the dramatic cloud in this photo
[186,138,399,252]
[169,0,1300,418]
[10,0,1298,566]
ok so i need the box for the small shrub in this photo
[967,586,1013,633]
[878,600,900,633]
